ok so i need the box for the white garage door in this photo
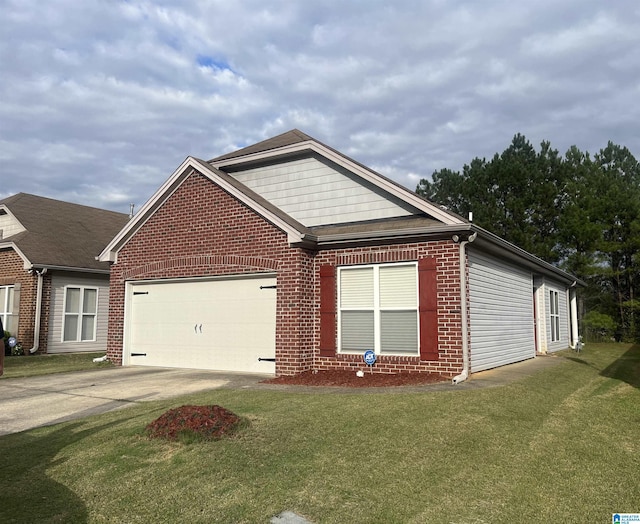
[125,275,276,374]
[468,251,535,372]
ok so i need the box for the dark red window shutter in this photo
[418,257,439,361]
[319,264,337,357]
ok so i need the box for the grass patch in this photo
[0,344,638,523]
[1,352,113,378]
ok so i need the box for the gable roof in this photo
[0,193,130,272]
[98,130,583,286]
[210,130,466,226]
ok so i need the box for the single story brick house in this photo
[0,193,129,357]
[99,130,581,381]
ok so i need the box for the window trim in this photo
[549,290,560,343]
[0,284,14,333]
[62,286,99,342]
[337,262,419,356]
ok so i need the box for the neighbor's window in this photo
[338,263,418,355]
[0,285,15,333]
[63,287,98,342]
[549,290,560,342]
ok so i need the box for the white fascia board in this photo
[98,157,307,263]
[212,141,466,226]
[0,242,31,269]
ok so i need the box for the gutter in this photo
[27,268,47,354]
[452,232,477,385]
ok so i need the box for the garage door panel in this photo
[126,276,276,373]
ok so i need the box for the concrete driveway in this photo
[0,367,270,436]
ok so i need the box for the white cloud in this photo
[0,0,639,212]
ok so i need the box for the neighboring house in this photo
[99,130,582,380]
[0,193,130,354]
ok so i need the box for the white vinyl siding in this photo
[48,273,110,353]
[545,281,569,352]
[468,251,535,372]
[0,211,26,238]
[230,156,416,226]
[338,263,418,355]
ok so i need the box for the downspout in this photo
[28,268,47,354]
[452,232,477,385]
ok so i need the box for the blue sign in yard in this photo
[363,350,376,366]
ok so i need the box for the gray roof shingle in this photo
[0,193,129,271]
[210,129,314,162]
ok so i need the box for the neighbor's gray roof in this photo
[0,193,130,272]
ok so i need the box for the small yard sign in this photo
[363,350,376,367]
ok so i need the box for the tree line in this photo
[415,134,640,342]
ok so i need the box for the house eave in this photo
[294,224,474,249]
[469,226,586,287]
[28,264,111,275]
[293,223,583,286]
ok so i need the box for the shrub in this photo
[582,311,618,342]
[145,405,242,443]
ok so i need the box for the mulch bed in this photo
[263,369,450,388]
[146,405,241,441]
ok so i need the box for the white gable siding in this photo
[468,250,535,372]
[230,156,416,226]
[48,273,110,353]
[0,212,25,239]
[544,280,570,352]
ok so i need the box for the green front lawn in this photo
[2,351,113,378]
[1,344,638,523]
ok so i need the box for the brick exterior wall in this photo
[314,243,465,377]
[106,172,315,373]
[106,170,468,377]
[0,249,49,353]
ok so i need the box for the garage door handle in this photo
[194,324,203,334]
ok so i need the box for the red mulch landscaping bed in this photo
[146,405,242,441]
[263,369,450,387]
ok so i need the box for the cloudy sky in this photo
[1,1,638,213]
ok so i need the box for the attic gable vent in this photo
[0,209,6,215]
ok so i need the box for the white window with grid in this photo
[338,263,418,355]
[549,290,560,342]
[0,285,15,334]
[63,287,98,342]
